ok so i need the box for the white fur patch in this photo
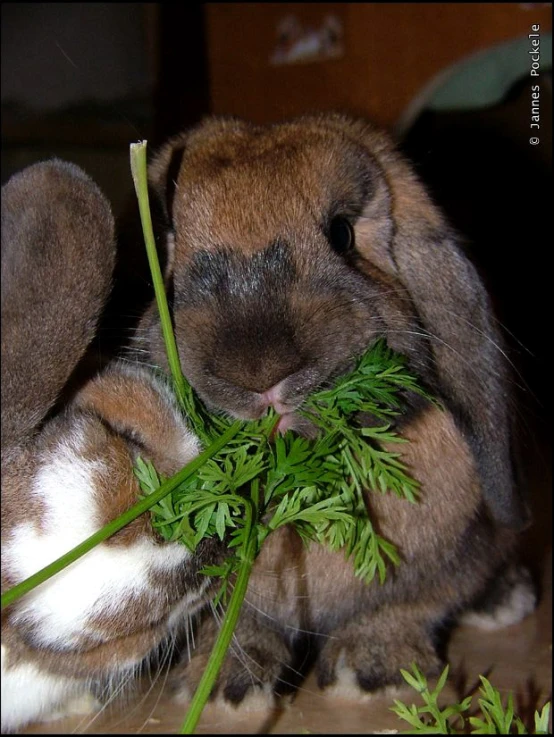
[39,692,101,722]
[3,428,192,649]
[1,644,92,733]
[219,682,276,713]
[460,581,537,631]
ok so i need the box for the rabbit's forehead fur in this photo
[171,124,377,256]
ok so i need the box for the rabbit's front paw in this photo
[459,562,537,631]
[172,614,292,710]
[317,610,443,697]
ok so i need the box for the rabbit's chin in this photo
[273,412,320,439]
[193,389,319,438]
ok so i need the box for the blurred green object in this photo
[398,32,552,135]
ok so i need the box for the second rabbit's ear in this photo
[1,159,115,444]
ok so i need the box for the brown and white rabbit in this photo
[130,113,537,704]
[0,160,223,732]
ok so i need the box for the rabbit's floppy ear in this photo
[1,159,115,445]
[148,134,187,225]
[145,132,191,279]
[322,115,528,529]
[391,221,528,530]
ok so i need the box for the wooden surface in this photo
[205,2,553,130]
[22,427,552,734]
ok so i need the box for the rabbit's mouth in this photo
[270,411,319,439]
[184,352,361,434]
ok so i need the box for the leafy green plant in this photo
[391,663,552,734]
[132,339,427,734]
[137,340,425,585]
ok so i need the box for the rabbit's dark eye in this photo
[328,216,354,255]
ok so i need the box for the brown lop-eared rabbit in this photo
[138,113,537,704]
[1,115,537,730]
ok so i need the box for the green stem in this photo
[1,420,243,611]
[130,141,187,406]
[179,495,258,734]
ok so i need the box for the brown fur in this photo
[0,161,222,731]
[0,116,534,728]
[1,161,114,447]
[139,113,533,699]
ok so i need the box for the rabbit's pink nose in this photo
[260,382,290,415]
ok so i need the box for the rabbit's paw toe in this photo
[172,620,290,709]
[317,626,442,696]
[218,643,285,709]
